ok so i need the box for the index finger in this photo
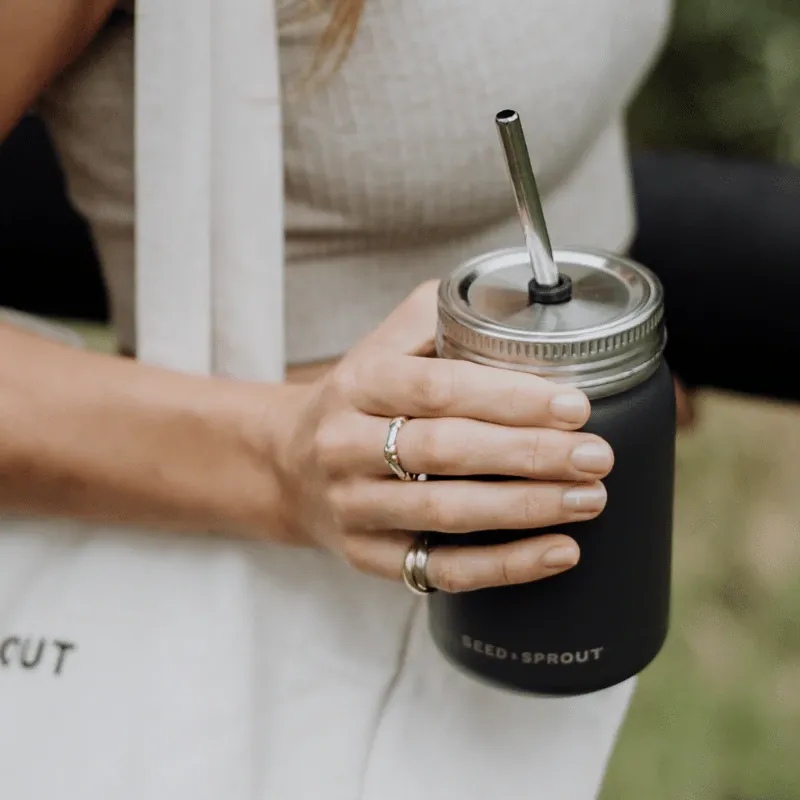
[346,353,590,428]
[355,281,439,356]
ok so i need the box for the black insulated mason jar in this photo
[428,246,676,696]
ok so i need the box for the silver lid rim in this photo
[436,246,667,398]
[437,329,667,398]
[438,247,664,346]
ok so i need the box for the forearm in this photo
[0,324,299,541]
[0,0,117,139]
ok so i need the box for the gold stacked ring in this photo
[402,534,436,595]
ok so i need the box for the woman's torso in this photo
[40,0,670,376]
[2,4,675,796]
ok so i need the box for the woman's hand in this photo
[273,282,613,593]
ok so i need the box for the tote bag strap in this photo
[135,0,285,381]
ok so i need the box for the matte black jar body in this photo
[428,360,676,696]
[431,246,676,696]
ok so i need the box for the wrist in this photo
[0,323,310,542]
[185,378,309,543]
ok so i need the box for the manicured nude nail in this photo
[542,545,579,569]
[550,392,590,424]
[562,484,607,512]
[570,442,613,474]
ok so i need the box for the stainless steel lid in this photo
[437,246,666,397]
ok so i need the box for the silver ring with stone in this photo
[383,416,428,482]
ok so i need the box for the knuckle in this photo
[498,553,516,587]
[504,374,549,421]
[329,359,361,404]
[505,381,532,421]
[340,533,372,575]
[326,483,353,526]
[312,419,346,474]
[505,546,552,585]
[521,430,546,476]
[412,363,455,415]
[421,484,460,532]
[521,487,547,528]
[434,558,470,594]
[416,423,449,471]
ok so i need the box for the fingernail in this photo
[542,545,579,569]
[562,484,607,512]
[550,392,590,424]
[570,442,613,474]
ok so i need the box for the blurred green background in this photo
[601,1,800,798]
[629,0,800,164]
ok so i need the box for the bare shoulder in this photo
[0,0,119,139]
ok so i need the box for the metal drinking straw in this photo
[495,109,561,287]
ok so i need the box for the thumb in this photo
[360,280,439,355]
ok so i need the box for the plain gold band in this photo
[401,534,436,595]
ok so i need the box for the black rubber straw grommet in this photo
[528,274,573,305]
